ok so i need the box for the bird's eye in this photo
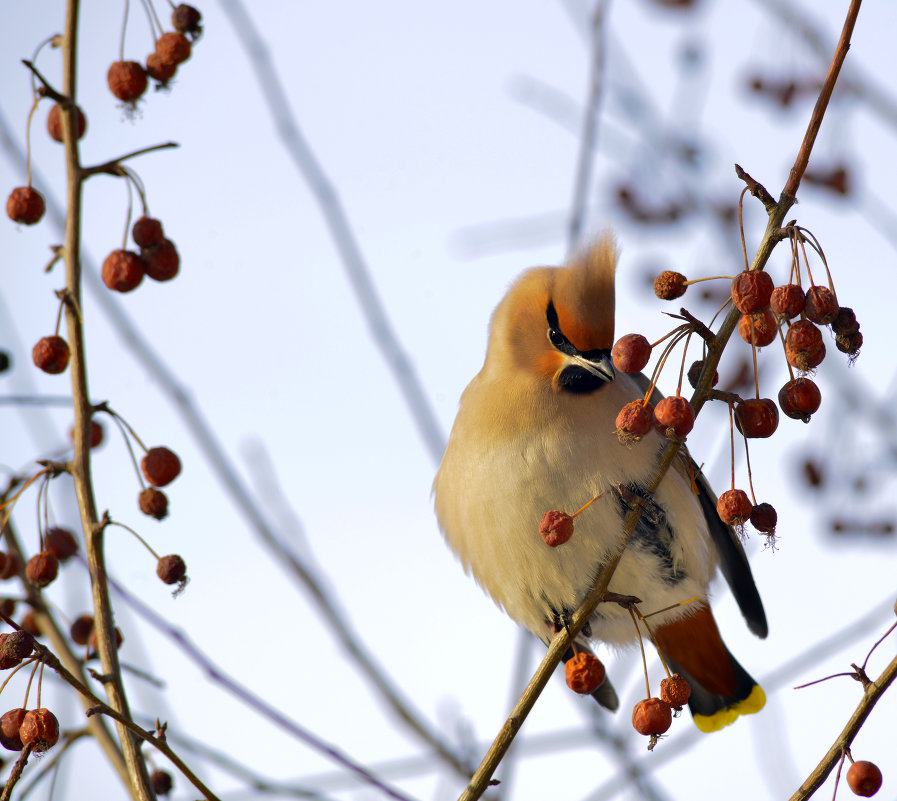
[547,327,566,348]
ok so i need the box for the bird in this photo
[433,237,767,732]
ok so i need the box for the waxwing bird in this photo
[433,238,767,732]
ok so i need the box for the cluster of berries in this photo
[102,215,179,292]
[108,4,201,104]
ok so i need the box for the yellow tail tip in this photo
[693,685,766,733]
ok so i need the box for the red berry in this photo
[659,673,691,708]
[770,284,805,320]
[0,709,26,751]
[717,489,753,527]
[157,554,187,584]
[734,398,779,438]
[141,447,182,487]
[615,400,655,442]
[142,238,180,281]
[107,61,148,103]
[632,697,672,735]
[44,527,78,561]
[738,309,778,347]
[32,336,70,374]
[6,186,45,225]
[750,502,777,534]
[565,652,606,694]
[539,511,574,547]
[778,377,821,421]
[70,419,105,449]
[804,286,839,325]
[846,760,882,797]
[612,334,652,374]
[132,216,165,248]
[155,32,192,66]
[19,708,59,752]
[25,551,59,588]
[69,614,94,646]
[785,321,825,371]
[654,271,687,300]
[146,52,178,84]
[731,270,774,314]
[102,249,145,293]
[151,769,174,796]
[139,487,169,520]
[46,103,87,142]
[654,396,694,438]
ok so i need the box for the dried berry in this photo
[0,709,26,751]
[539,511,574,548]
[731,270,774,314]
[25,551,59,588]
[612,334,652,374]
[70,420,105,449]
[565,652,606,694]
[102,249,145,293]
[832,307,859,336]
[20,611,41,637]
[654,271,687,300]
[750,502,777,534]
[836,330,863,358]
[88,626,124,651]
[686,360,718,390]
[69,614,94,646]
[46,103,87,142]
[151,770,174,796]
[139,487,169,520]
[738,309,778,347]
[632,697,673,736]
[146,52,178,84]
[132,216,165,248]
[6,186,45,225]
[156,32,192,66]
[32,336,70,375]
[654,396,694,438]
[785,321,825,372]
[0,554,21,581]
[107,61,148,103]
[804,286,839,325]
[157,554,187,587]
[770,284,805,320]
[734,398,779,438]
[141,447,182,487]
[717,489,753,527]
[778,377,821,421]
[44,527,78,561]
[659,673,691,708]
[846,760,882,797]
[142,238,180,281]
[172,4,202,38]
[19,708,59,752]
[0,631,33,664]
[615,400,654,443]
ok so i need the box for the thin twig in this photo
[79,142,179,178]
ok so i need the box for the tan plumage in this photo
[433,238,767,731]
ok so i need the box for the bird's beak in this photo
[569,350,616,384]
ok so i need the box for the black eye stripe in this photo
[546,301,575,353]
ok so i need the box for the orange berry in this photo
[731,270,774,314]
[785,320,825,371]
[0,709,26,751]
[615,400,654,442]
[565,652,606,694]
[146,52,177,84]
[654,396,694,438]
[155,32,191,66]
[612,334,652,374]
[46,103,87,142]
[778,377,821,421]
[138,487,169,520]
[846,760,882,797]
[157,554,187,585]
[738,309,778,347]
[654,271,687,300]
[102,249,145,293]
[804,286,839,325]
[6,186,45,225]
[717,489,753,527]
[141,446,182,487]
[539,510,574,547]
[770,283,805,319]
[44,527,78,561]
[19,708,59,752]
[659,673,691,708]
[25,551,59,588]
[132,216,165,248]
[107,61,148,103]
[734,398,779,438]
[632,697,672,736]
[32,336,70,374]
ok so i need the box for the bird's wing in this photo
[631,373,769,639]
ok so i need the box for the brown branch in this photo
[80,142,179,178]
[788,653,897,800]
[734,164,776,211]
[1,743,34,801]
[20,59,67,104]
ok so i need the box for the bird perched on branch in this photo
[433,237,767,732]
